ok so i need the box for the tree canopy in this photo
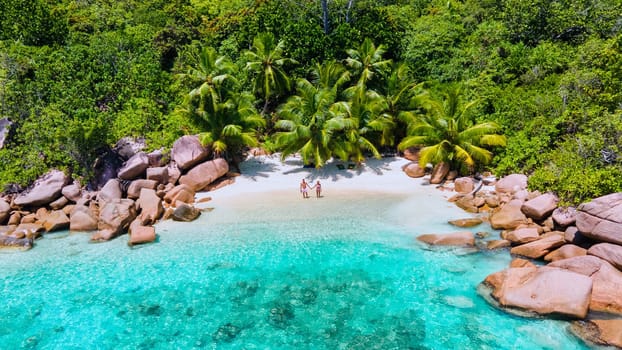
[0,0,620,204]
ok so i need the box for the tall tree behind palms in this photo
[178,46,265,162]
[398,86,506,174]
[244,33,297,117]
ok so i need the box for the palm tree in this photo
[332,86,383,163]
[310,59,350,94]
[274,78,349,167]
[377,62,428,148]
[178,46,265,161]
[244,33,297,116]
[179,46,237,115]
[345,38,392,90]
[398,86,506,173]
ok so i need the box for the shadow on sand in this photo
[239,155,400,183]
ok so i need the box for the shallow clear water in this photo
[0,191,587,349]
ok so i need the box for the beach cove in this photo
[0,156,589,349]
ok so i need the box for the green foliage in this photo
[178,46,265,159]
[0,0,621,205]
[0,0,68,46]
[399,86,506,174]
[244,32,297,115]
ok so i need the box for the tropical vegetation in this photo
[0,0,621,204]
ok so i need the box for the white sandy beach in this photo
[201,154,469,226]
[206,154,439,198]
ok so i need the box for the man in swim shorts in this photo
[300,179,309,198]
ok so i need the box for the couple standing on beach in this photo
[300,179,321,199]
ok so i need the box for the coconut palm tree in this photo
[398,86,506,173]
[345,38,392,90]
[310,59,350,94]
[179,46,237,115]
[244,33,297,115]
[178,46,265,161]
[274,77,349,167]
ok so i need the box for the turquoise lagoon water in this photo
[0,191,588,349]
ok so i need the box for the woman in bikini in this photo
[314,180,322,198]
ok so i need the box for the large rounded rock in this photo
[171,135,210,170]
[487,239,511,250]
[490,199,528,230]
[128,219,156,246]
[147,149,166,167]
[146,167,168,184]
[503,227,540,244]
[510,231,565,259]
[126,179,158,200]
[40,210,70,232]
[417,231,475,246]
[172,202,201,222]
[13,223,44,239]
[91,199,136,241]
[14,170,69,207]
[163,184,195,205]
[482,266,592,318]
[550,255,622,314]
[118,152,149,180]
[543,244,587,262]
[454,195,479,213]
[521,193,559,221]
[61,183,82,203]
[49,196,69,210]
[571,318,622,349]
[70,205,98,232]
[576,193,622,245]
[454,177,474,194]
[402,147,419,161]
[179,158,229,192]
[495,174,527,194]
[429,162,450,184]
[564,226,591,246]
[448,218,482,228]
[0,235,33,251]
[114,137,146,160]
[0,198,10,224]
[97,179,122,203]
[136,188,163,225]
[587,243,622,271]
[403,163,425,178]
[552,207,577,228]
[167,163,181,185]
[91,149,123,190]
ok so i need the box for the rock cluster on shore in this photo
[406,162,622,349]
[0,135,232,250]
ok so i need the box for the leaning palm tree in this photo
[244,33,297,115]
[274,78,349,167]
[398,86,506,173]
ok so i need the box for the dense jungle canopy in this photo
[0,0,621,204]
